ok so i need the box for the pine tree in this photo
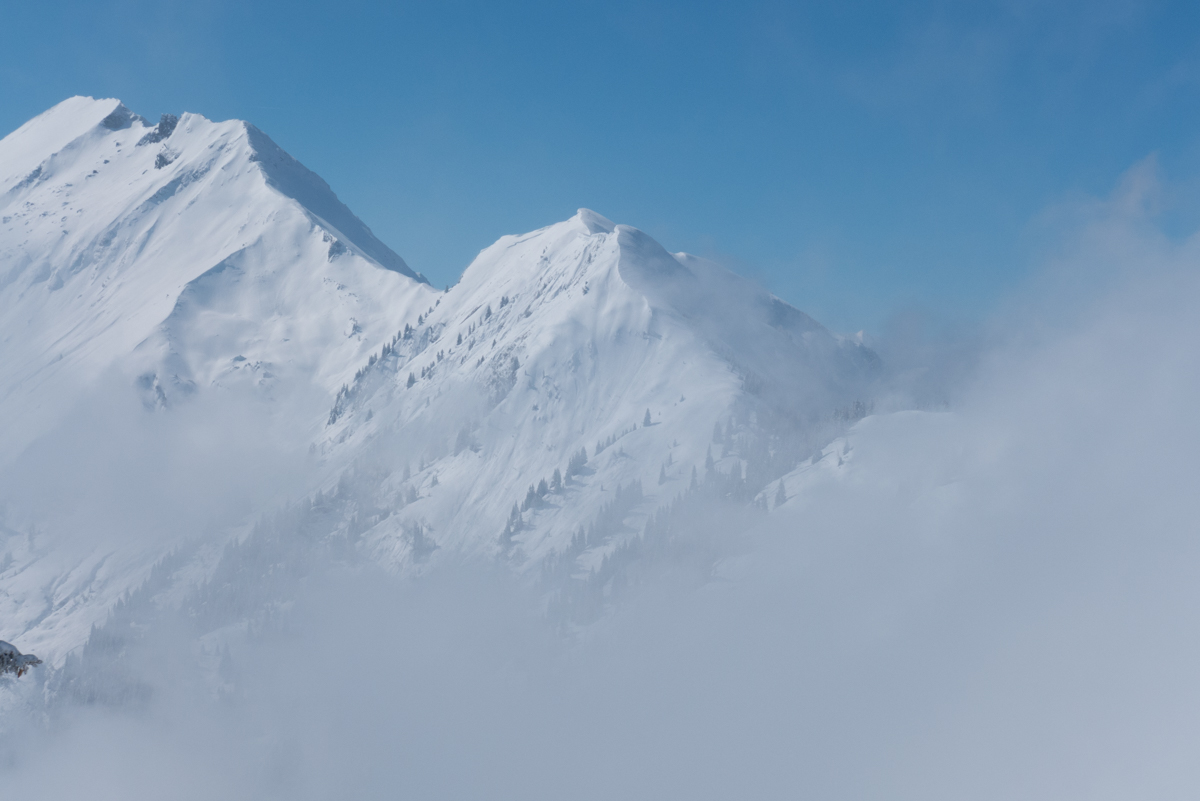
[658,465,667,485]
[643,408,652,427]
[775,480,787,508]
[550,468,562,492]
[407,372,416,388]
[705,446,714,473]
[567,446,589,477]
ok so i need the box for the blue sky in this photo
[4,0,1200,333]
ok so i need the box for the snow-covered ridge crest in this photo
[241,122,425,282]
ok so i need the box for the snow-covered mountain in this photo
[0,96,436,458]
[0,96,437,661]
[318,208,878,573]
[0,97,878,667]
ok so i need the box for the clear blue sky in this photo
[4,0,1200,333]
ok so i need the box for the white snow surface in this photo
[0,98,876,664]
[0,96,434,457]
[0,97,435,661]
[319,208,876,571]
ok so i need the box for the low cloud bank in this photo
[4,168,1200,799]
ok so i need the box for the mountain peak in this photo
[0,97,436,456]
[242,122,425,283]
[2,97,423,285]
[573,208,616,234]
[0,96,128,190]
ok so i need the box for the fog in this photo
[3,167,1200,799]
[0,371,320,553]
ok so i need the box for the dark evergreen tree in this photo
[567,447,589,477]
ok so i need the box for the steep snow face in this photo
[0,96,435,458]
[320,209,878,570]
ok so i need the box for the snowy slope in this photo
[0,97,436,662]
[318,208,878,573]
[0,96,435,459]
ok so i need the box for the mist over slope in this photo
[4,101,1198,800]
[6,203,1199,799]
